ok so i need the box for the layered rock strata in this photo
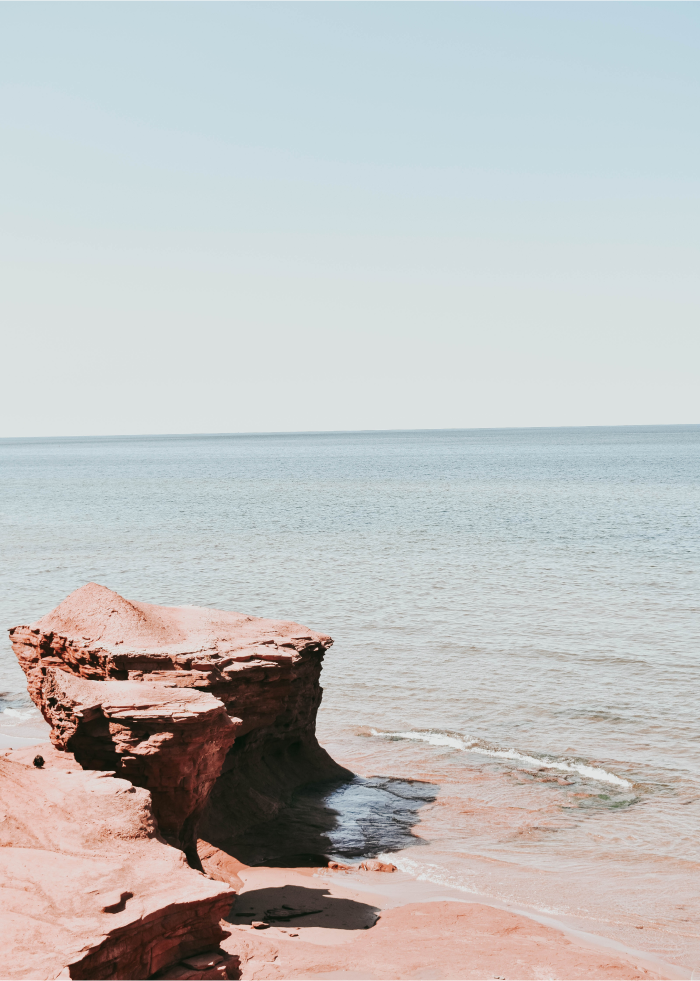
[0,753,234,980]
[10,583,350,859]
[34,668,239,860]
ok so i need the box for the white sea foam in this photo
[369,728,633,788]
[377,853,571,918]
[0,707,36,724]
[381,854,482,895]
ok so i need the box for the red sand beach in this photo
[208,860,677,980]
[1,585,692,980]
[4,745,682,981]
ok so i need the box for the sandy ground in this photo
[219,865,684,981]
[1,739,688,980]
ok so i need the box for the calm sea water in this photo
[1,427,699,969]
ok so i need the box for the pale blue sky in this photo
[1,2,698,436]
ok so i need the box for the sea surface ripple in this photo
[1,426,698,968]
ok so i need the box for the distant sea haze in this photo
[1,426,699,970]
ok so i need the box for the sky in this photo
[1,2,699,437]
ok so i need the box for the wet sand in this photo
[219,864,683,981]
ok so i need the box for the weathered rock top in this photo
[29,581,332,657]
[44,668,238,723]
[0,754,234,980]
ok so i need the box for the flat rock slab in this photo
[45,669,234,722]
[0,756,234,980]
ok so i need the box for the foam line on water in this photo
[377,853,582,919]
[0,708,35,723]
[369,728,632,788]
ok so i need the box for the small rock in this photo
[328,861,353,870]
[251,921,268,929]
[33,755,45,768]
[359,860,396,873]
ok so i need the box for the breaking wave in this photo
[0,707,39,724]
[369,728,632,789]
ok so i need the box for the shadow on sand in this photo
[227,882,380,931]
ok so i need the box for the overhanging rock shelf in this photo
[4,582,350,979]
[10,583,350,856]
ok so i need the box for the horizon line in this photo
[1,422,699,443]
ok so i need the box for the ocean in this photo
[1,426,698,971]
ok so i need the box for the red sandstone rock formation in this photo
[0,752,234,980]
[34,667,239,858]
[10,583,349,862]
[5,583,349,979]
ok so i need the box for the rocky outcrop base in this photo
[0,751,234,981]
[10,584,350,858]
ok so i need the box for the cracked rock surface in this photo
[0,753,234,980]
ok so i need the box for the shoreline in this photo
[218,861,682,981]
[0,723,698,981]
[334,867,689,981]
[2,575,695,981]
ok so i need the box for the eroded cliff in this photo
[5,583,350,979]
[10,582,350,860]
